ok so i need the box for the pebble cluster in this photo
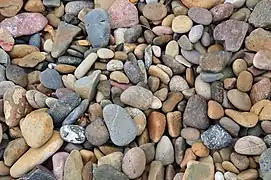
[0,0,270,179]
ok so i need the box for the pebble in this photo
[108,0,139,28]
[93,164,128,180]
[180,0,224,9]
[189,25,204,43]
[234,136,267,155]
[222,161,240,174]
[122,147,146,179]
[215,171,225,180]
[201,72,224,82]
[249,0,271,28]
[29,33,41,48]
[143,3,167,21]
[0,0,23,17]
[0,28,14,51]
[84,8,110,48]
[40,68,63,90]
[97,48,114,59]
[172,15,193,33]
[259,148,271,178]
[0,81,15,98]
[65,1,93,16]
[178,35,193,51]
[6,65,27,87]
[98,152,123,171]
[250,78,271,104]
[181,127,200,141]
[60,125,85,144]
[107,60,123,71]
[148,161,164,180]
[64,150,84,180]
[167,111,181,137]
[211,3,234,22]
[0,13,48,37]
[195,75,211,100]
[24,0,45,12]
[148,111,166,143]
[20,109,53,148]
[165,40,179,58]
[253,50,271,70]
[169,75,189,92]
[188,8,212,25]
[85,117,109,146]
[208,100,224,119]
[225,109,258,128]
[162,54,186,74]
[245,28,271,52]
[227,89,251,111]
[183,94,210,129]
[237,71,253,92]
[16,51,46,68]
[124,25,142,43]
[52,152,69,180]
[183,160,215,180]
[155,136,174,165]
[230,152,249,171]
[219,117,240,137]
[140,143,155,164]
[191,141,210,157]
[201,124,232,149]
[103,104,137,146]
[10,131,63,178]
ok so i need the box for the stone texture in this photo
[60,125,86,144]
[40,68,63,90]
[6,65,27,87]
[245,28,271,52]
[0,28,14,51]
[155,136,174,165]
[188,8,212,25]
[85,118,109,146]
[19,165,56,180]
[183,160,214,180]
[250,78,271,104]
[249,0,271,28]
[0,0,23,17]
[234,136,267,155]
[64,150,83,180]
[94,165,128,180]
[259,148,271,179]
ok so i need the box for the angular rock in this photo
[201,124,233,149]
[40,68,63,90]
[183,94,210,129]
[0,13,48,37]
[214,20,248,52]
[51,21,81,58]
[249,0,271,28]
[103,104,137,146]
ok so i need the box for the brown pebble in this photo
[207,100,224,119]
[180,148,197,169]
[166,111,181,138]
[237,71,253,92]
[222,161,240,174]
[148,111,166,143]
[191,141,210,158]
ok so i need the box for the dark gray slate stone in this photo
[60,125,86,144]
[200,72,224,83]
[103,104,137,146]
[19,165,56,180]
[0,48,10,66]
[49,92,81,125]
[6,65,27,87]
[57,56,83,66]
[84,8,110,48]
[162,54,186,74]
[260,148,271,179]
[93,165,129,180]
[249,0,271,29]
[264,135,271,148]
[124,59,144,84]
[211,81,224,104]
[62,99,89,125]
[40,68,63,90]
[124,25,142,43]
[201,124,233,149]
[183,94,210,130]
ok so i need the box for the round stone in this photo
[207,100,224,120]
[237,71,253,92]
[188,8,212,25]
[188,25,204,43]
[97,48,114,59]
[40,68,63,90]
[60,125,86,144]
[172,15,193,33]
[181,127,200,141]
[227,89,251,111]
[142,3,167,21]
[234,136,267,155]
[155,136,174,165]
[85,118,109,146]
[169,75,189,92]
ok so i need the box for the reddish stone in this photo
[0,28,14,51]
[250,78,271,104]
[0,13,48,37]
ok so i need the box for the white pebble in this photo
[215,172,225,180]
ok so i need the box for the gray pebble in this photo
[6,65,27,87]
[85,118,109,146]
[124,25,142,43]
[0,48,10,66]
[40,68,63,90]
[200,72,224,82]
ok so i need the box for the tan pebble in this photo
[54,2,64,17]
[75,40,91,46]
[230,152,249,171]
[148,160,164,180]
[55,64,76,73]
[80,150,97,164]
[162,14,175,27]
[143,3,167,21]
[207,44,224,53]
[172,15,193,33]
[250,100,271,121]
[222,161,240,174]
[156,64,173,77]
[249,157,257,169]
[215,163,225,173]
[97,48,114,59]
[180,148,197,169]
[134,44,148,59]
[208,100,224,119]
[165,40,179,58]
[213,151,223,163]
[93,148,104,160]
[172,1,188,16]
[110,71,129,84]
[162,92,183,113]
[186,68,194,87]
[148,111,166,143]
[46,13,60,28]
[237,169,258,180]
[62,74,76,90]
[152,26,173,36]
[151,96,162,109]
[24,0,45,12]
[0,27,14,51]
[219,147,232,161]
[232,59,248,76]
[99,145,122,156]
[9,45,39,59]
[137,128,150,146]
[191,141,210,158]
[225,109,258,128]
[125,107,146,136]
[237,71,253,92]
[14,51,46,68]
[182,160,214,180]
[181,127,200,141]
[0,161,9,176]
[9,126,22,139]
[234,136,267,156]
[224,78,236,90]
[180,0,224,9]
[166,111,181,138]
[64,150,84,180]
[149,65,170,84]
[154,88,168,102]
[199,155,214,165]
[227,89,252,111]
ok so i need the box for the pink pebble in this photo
[52,152,69,180]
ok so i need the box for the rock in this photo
[0,13,47,37]
[195,75,211,100]
[82,161,93,180]
[189,25,204,43]
[251,100,271,121]
[93,165,129,180]
[120,86,152,110]
[6,65,27,87]
[10,131,63,178]
[52,152,69,180]
[191,141,210,157]
[0,28,14,51]
[140,143,155,164]
[49,92,81,124]
[0,81,15,98]
[234,136,267,155]
[122,147,146,179]
[178,35,193,51]
[0,0,23,17]
[60,125,85,144]
[124,25,142,43]
[225,109,258,128]
[40,68,63,90]
[0,49,10,67]
[20,165,55,180]
[51,21,81,58]
[224,172,237,180]
[9,44,39,59]
[249,0,271,28]
[201,124,232,149]
[245,28,271,52]
[24,0,45,12]
[4,86,31,127]
[180,0,224,9]
[183,161,214,180]
[188,8,212,25]
[84,8,110,47]
[227,89,251,111]
[250,78,271,104]
[94,0,115,9]
[3,138,28,167]
[162,54,186,74]
[181,127,200,141]
[103,104,137,146]
[148,161,164,180]
[97,152,123,171]
[208,100,224,119]
[148,111,166,142]
[165,40,179,58]
[172,15,193,33]
[20,109,53,148]
[219,117,240,137]
[210,3,234,22]
[167,111,181,138]
[201,72,224,82]
[74,53,98,79]
[107,60,123,71]
[162,92,183,113]
[62,99,89,125]
[108,0,139,29]
[58,56,82,66]
[15,52,45,68]
[155,136,174,165]
[64,150,84,180]
[65,1,93,16]
[200,51,232,73]
[183,94,210,129]
[260,148,271,178]
[237,71,253,92]
[222,161,239,174]
[169,75,189,92]
[143,3,167,21]
[85,118,109,146]
[214,20,248,52]
[253,50,271,70]
[29,33,41,48]
[74,70,101,100]
[230,152,249,171]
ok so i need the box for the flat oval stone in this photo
[0,13,48,37]
[210,3,234,22]
[155,136,174,165]
[189,25,204,43]
[103,104,137,146]
[60,125,86,144]
[143,3,167,21]
[253,50,271,70]
[188,8,212,25]
[64,150,84,180]
[180,0,224,9]
[57,56,83,66]
[172,15,193,33]
[93,165,128,180]
[40,68,63,90]
[234,136,267,155]
[227,89,252,111]
[6,65,27,87]
[52,152,69,180]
